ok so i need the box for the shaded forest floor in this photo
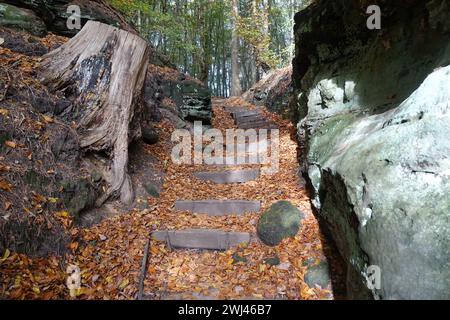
[1,93,345,299]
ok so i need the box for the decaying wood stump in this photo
[40,21,150,205]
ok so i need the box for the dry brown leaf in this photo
[4,201,12,210]
[43,115,54,123]
[4,140,17,148]
[0,178,12,192]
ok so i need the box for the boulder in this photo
[304,261,331,289]
[145,65,212,125]
[292,0,450,299]
[150,50,178,69]
[242,66,293,119]
[257,201,304,246]
[0,3,46,36]
[179,79,212,123]
[2,0,135,37]
[142,126,159,145]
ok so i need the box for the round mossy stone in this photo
[304,261,331,289]
[264,255,281,266]
[257,201,304,246]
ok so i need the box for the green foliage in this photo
[107,0,312,96]
[237,13,281,70]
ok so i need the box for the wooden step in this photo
[225,132,274,142]
[235,116,266,125]
[230,140,271,154]
[175,200,261,215]
[151,229,251,250]
[204,140,270,155]
[203,154,268,167]
[236,119,269,127]
[238,121,278,130]
[232,109,262,115]
[223,106,249,113]
[203,139,270,150]
[194,169,260,184]
[233,110,262,120]
[234,111,262,117]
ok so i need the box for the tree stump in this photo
[40,21,150,205]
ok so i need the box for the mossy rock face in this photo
[304,261,331,289]
[90,171,102,183]
[257,201,304,246]
[181,80,210,97]
[179,79,212,123]
[0,3,46,37]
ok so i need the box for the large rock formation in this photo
[145,65,213,125]
[179,79,212,123]
[0,3,46,36]
[2,0,134,36]
[242,66,293,119]
[292,0,450,299]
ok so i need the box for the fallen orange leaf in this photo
[0,178,12,192]
[5,140,17,148]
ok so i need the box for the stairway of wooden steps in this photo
[194,169,260,184]
[151,105,276,252]
[149,103,281,300]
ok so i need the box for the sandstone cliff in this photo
[292,0,450,299]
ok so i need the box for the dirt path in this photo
[140,98,338,300]
[0,97,342,300]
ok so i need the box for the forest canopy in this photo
[109,0,311,96]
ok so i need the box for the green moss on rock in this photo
[304,261,331,289]
[0,4,46,37]
[257,201,304,246]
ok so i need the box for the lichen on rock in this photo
[292,0,450,299]
[257,200,304,246]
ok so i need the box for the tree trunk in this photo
[40,21,150,205]
[230,0,242,96]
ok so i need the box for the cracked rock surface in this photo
[292,0,450,299]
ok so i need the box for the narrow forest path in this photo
[139,98,337,300]
[0,97,342,300]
